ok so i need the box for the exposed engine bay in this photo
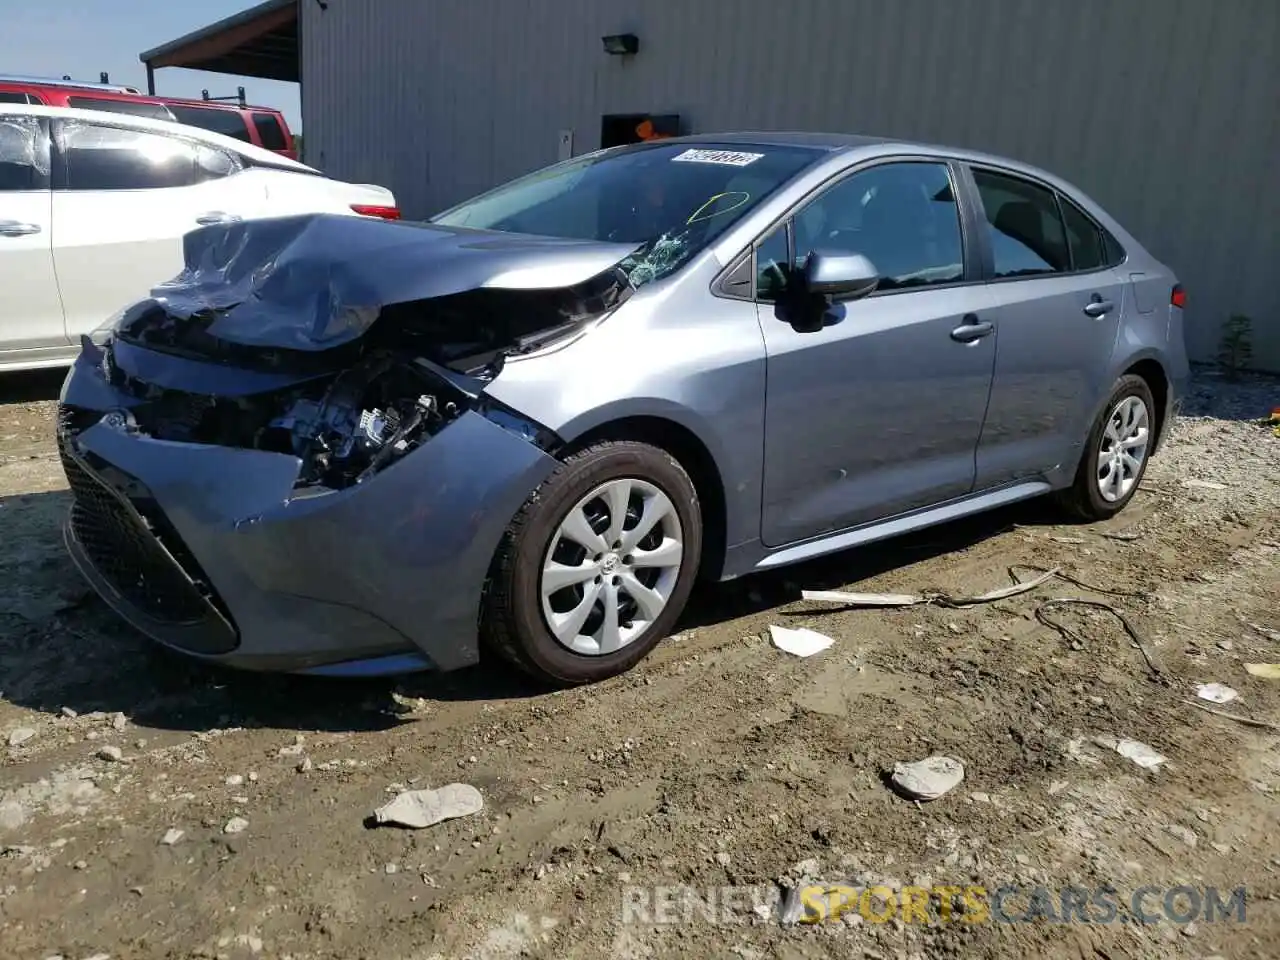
[256,353,462,488]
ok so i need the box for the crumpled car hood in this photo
[136,213,640,353]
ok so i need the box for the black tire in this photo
[1055,374,1156,521]
[481,440,702,686]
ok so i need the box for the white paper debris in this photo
[1195,683,1239,704]
[1094,736,1168,770]
[889,756,965,801]
[769,625,834,658]
[373,784,483,829]
[1244,663,1280,680]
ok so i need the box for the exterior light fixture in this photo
[602,34,639,56]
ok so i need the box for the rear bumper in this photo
[58,344,560,675]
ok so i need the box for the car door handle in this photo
[950,318,994,343]
[1083,297,1115,318]
[0,220,41,237]
[195,212,243,226]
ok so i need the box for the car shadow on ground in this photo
[676,496,1060,633]
[0,485,1068,736]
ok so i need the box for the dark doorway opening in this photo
[600,113,682,148]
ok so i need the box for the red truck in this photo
[0,74,297,160]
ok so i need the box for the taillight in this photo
[1171,284,1187,309]
[351,204,401,220]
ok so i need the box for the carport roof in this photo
[139,0,298,83]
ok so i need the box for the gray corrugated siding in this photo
[303,0,1280,368]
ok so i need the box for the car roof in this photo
[155,95,283,113]
[1,102,311,172]
[654,130,1071,188]
[657,130,892,151]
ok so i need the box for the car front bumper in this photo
[57,344,560,676]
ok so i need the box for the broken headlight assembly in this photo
[95,346,554,493]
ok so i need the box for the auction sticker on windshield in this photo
[671,148,765,166]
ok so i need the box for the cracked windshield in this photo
[432,143,822,285]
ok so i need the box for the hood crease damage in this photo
[86,213,608,492]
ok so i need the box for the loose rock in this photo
[7,728,36,748]
[160,829,184,846]
[96,746,123,763]
[1093,737,1168,771]
[224,817,250,835]
[889,756,965,801]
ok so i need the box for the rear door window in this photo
[972,168,1070,278]
[251,112,288,151]
[58,122,198,191]
[67,96,174,121]
[167,105,252,142]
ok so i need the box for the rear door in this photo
[0,114,66,353]
[965,165,1128,490]
[50,118,262,339]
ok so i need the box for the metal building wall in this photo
[302,0,1280,368]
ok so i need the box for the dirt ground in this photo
[1,367,1278,960]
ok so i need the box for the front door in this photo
[758,160,997,547]
[965,166,1128,490]
[0,114,66,355]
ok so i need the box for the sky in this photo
[2,0,302,129]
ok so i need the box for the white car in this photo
[0,104,397,372]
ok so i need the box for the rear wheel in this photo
[1056,374,1155,521]
[481,440,702,686]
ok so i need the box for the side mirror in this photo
[803,250,879,302]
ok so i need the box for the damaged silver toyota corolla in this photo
[58,134,1188,683]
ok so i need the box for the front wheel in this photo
[481,440,702,686]
[1056,374,1156,521]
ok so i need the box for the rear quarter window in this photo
[167,105,252,143]
[1103,229,1126,267]
[0,91,37,104]
[251,113,288,151]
